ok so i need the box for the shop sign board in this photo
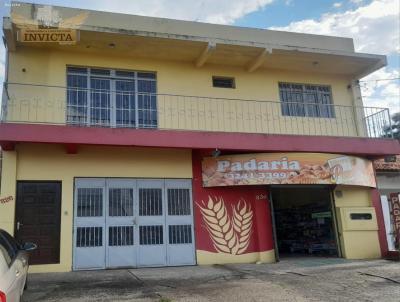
[14,5,88,45]
[389,193,400,248]
[202,153,376,188]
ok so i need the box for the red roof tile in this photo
[374,155,400,171]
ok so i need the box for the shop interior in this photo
[271,186,339,257]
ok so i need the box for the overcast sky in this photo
[0,0,399,114]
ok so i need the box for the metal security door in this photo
[73,179,106,270]
[73,178,195,270]
[137,180,167,267]
[106,179,137,268]
[165,180,195,266]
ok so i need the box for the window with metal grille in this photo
[167,189,191,215]
[108,226,134,246]
[67,67,157,128]
[168,225,192,244]
[139,225,163,245]
[139,188,163,216]
[279,83,335,118]
[109,188,134,217]
[76,227,102,247]
[77,188,103,217]
[212,76,235,88]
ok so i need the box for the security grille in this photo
[76,227,102,247]
[108,226,134,246]
[168,189,191,215]
[77,188,103,217]
[139,188,163,216]
[169,225,192,244]
[109,188,134,216]
[139,225,163,245]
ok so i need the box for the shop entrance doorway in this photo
[271,186,340,258]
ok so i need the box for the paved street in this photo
[23,257,400,302]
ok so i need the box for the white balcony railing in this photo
[1,82,394,138]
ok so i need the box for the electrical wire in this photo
[359,77,400,83]
[362,95,400,98]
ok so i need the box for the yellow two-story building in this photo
[0,2,399,273]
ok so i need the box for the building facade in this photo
[0,2,399,273]
[374,156,400,254]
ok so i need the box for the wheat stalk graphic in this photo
[232,199,253,255]
[198,196,253,255]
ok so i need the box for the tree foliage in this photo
[383,112,400,139]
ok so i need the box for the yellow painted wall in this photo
[5,47,359,136]
[197,250,275,265]
[0,151,17,234]
[0,143,192,273]
[334,186,381,259]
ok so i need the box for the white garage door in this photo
[73,178,195,270]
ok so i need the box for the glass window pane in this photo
[137,72,156,79]
[115,80,136,128]
[90,78,111,126]
[67,74,88,125]
[279,83,334,118]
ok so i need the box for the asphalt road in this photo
[23,257,400,302]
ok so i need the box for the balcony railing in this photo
[0,82,394,138]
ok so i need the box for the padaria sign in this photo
[202,152,376,188]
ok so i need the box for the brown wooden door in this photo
[15,181,61,265]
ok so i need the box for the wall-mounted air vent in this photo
[212,76,235,89]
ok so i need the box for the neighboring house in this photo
[0,2,399,273]
[375,155,400,253]
[375,155,400,197]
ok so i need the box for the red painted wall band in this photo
[1,123,399,156]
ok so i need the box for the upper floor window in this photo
[279,83,335,118]
[66,67,157,128]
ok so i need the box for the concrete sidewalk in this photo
[23,258,400,302]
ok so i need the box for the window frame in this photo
[278,82,335,119]
[66,66,158,128]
